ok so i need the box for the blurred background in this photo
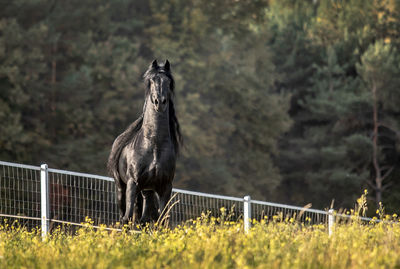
[1,0,400,213]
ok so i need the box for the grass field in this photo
[1,212,400,269]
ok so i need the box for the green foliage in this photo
[357,40,400,110]
[0,0,291,200]
[270,0,400,210]
[2,0,400,209]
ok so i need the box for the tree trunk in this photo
[51,42,57,112]
[371,82,382,207]
[50,42,57,138]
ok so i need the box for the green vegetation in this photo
[1,216,400,268]
[1,0,400,211]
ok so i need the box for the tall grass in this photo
[1,212,400,269]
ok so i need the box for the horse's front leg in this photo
[122,179,138,224]
[158,183,172,223]
[134,193,143,223]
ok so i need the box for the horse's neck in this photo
[142,100,170,146]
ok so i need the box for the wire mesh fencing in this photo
[170,189,244,225]
[251,200,328,224]
[1,160,337,236]
[0,162,41,229]
[47,168,119,227]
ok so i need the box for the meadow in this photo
[1,213,400,269]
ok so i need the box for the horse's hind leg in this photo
[122,179,138,224]
[140,191,159,224]
[115,180,126,222]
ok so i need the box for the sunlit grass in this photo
[1,210,400,269]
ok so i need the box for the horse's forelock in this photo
[143,64,175,94]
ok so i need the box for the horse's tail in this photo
[107,115,144,181]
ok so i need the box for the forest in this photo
[1,0,400,213]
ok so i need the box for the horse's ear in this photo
[151,59,158,69]
[164,60,170,71]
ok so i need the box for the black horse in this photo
[108,60,182,224]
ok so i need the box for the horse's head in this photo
[144,59,174,113]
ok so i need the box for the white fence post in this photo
[328,208,335,236]
[40,164,50,239]
[244,195,251,233]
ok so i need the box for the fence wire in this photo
[1,161,333,231]
[47,169,119,227]
[170,190,244,225]
[252,200,328,224]
[0,162,41,229]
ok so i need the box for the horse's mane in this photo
[107,115,144,178]
[107,60,182,179]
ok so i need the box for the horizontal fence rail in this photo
[0,160,377,237]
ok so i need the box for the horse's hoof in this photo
[139,219,150,225]
[140,216,157,226]
[121,217,130,225]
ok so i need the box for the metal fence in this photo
[0,162,41,229]
[169,189,245,224]
[1,160,366,236]
[47,166,118,227]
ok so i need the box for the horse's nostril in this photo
[162,99,166,105]
[154,99,159,105]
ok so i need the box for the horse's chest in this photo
[143,149,175,180]
[148,159,167,177]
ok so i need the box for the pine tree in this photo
[356,40,400,206]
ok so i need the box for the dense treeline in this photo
[1,0,400,212]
